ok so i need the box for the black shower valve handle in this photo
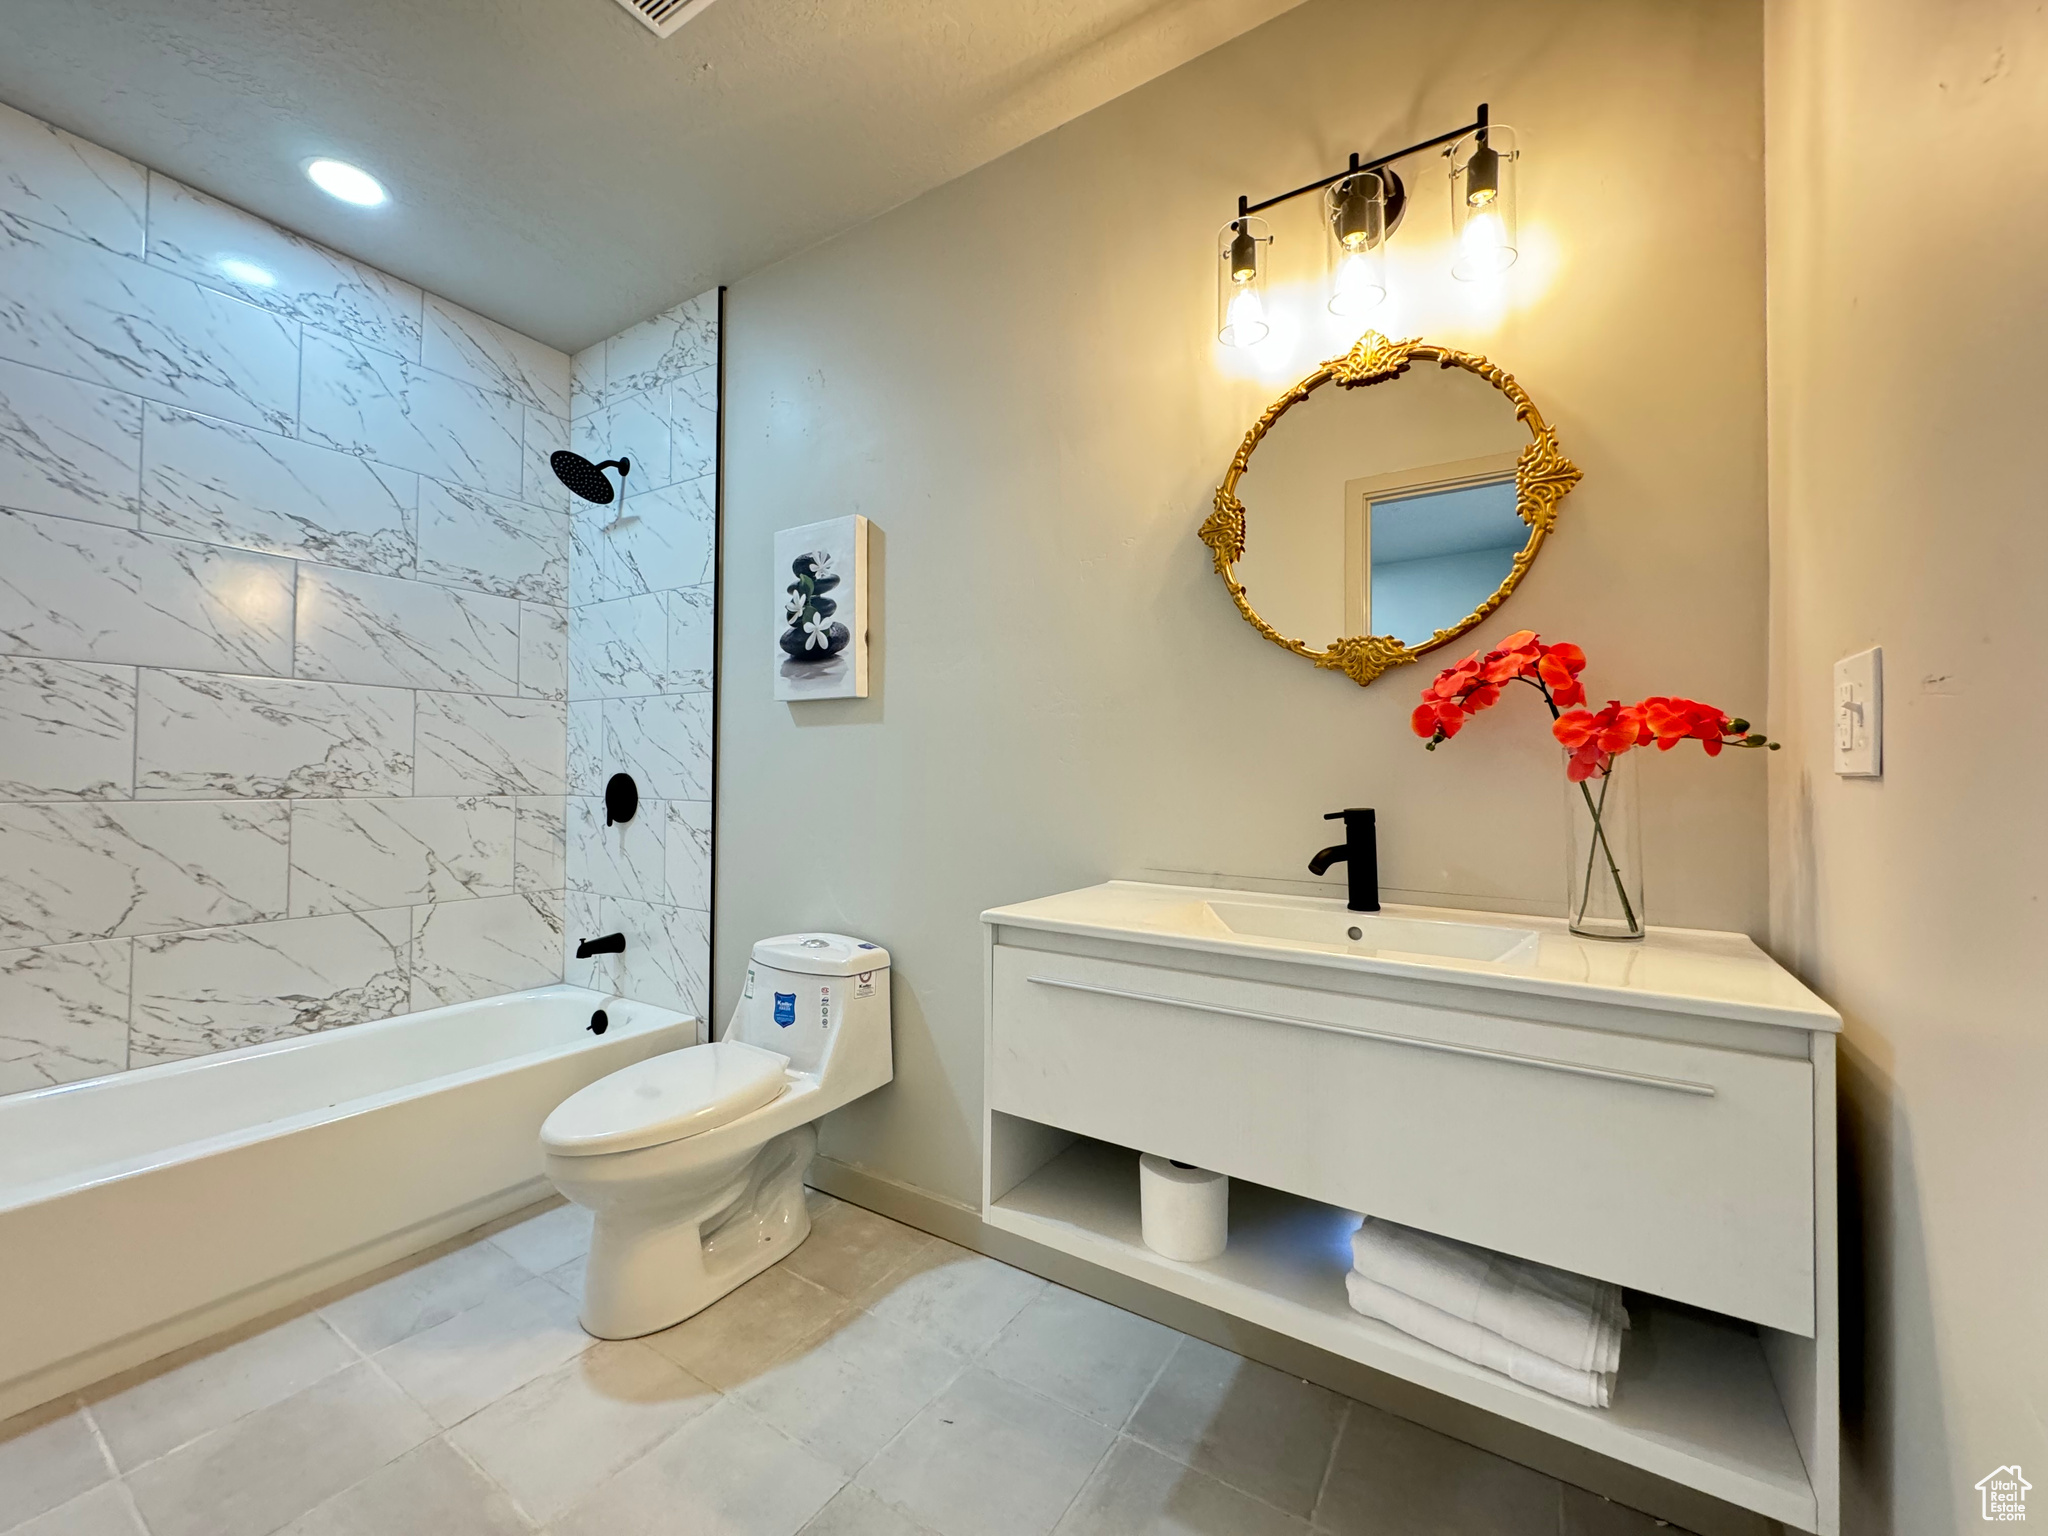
[604,772,639,827]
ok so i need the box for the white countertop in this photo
[982,881,1840,1034]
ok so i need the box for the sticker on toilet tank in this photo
[773,992,796,1026]
[855,971,875,998]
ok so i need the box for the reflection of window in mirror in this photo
[1343,453,1524,645]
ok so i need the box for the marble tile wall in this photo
[560,291,719,1025]
[0,99,579,1093]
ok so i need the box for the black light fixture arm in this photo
[1234,103,1488,221]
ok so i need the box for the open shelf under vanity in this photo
[980,888,1841,1534]
[986,1133,1818,1531]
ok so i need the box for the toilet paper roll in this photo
[1139,1154,1229,1262]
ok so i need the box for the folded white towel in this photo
[1345,1270,1616,1409]
[1351,1217,1628,1375]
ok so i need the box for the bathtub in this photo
[0,984,692,1419]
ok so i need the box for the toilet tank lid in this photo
[752,933,891,977]
[541,1040,791,1157]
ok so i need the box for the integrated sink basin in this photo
[1202,900,1541,965]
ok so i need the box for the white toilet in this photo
[541,933,892,1339]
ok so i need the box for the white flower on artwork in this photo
[774,515,869,703]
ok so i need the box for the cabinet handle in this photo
[1026,976,1717,1097]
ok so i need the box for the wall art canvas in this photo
[774,514,870,700]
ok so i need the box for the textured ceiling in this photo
[0,0,1300,351]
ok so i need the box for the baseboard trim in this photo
[0,1177,551,1422]
[806,1156,1785,1536]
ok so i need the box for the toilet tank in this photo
[729,934,892,1095]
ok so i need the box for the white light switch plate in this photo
[1833,647,1882,777]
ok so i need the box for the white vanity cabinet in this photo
[981,882,1841,1535]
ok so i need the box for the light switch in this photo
[1833,647,1882,777]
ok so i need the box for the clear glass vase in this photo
[1565,749,1644,940]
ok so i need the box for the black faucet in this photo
[1308,808,1380,913]
[575,932,626,959]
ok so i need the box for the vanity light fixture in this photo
[1215,102,1516,342]
[1216,215,1273,346]
[305,158,388,208]
[1449,119,1519,279]
[1324,169,1388,316]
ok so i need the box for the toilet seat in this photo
[542,1040,791,1158]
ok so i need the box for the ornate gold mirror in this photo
[1201,331,1580,686]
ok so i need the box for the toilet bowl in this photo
[541,933,892,1338]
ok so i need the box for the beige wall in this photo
[721,0,1769,1206]
[1766,1,2048,1530]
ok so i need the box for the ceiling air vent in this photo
[606,0,718,39]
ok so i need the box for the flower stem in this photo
[1516,675,1641,935]
[1575,776,1604,929]
[1575,763,1641,935]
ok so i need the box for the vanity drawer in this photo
[990,946,1816,1335]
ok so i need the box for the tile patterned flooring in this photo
[1,1192,1693,1536]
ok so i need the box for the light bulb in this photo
[1216,214,1272,346]
[1449,124,1517,280]
[1457,207,1514,276]
[1328,251,1385,316]
[1464,142,1500,208]
[1224,284,1269,347]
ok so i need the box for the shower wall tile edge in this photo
[562,291,719,1027]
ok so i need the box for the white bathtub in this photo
[0,984,692,1419]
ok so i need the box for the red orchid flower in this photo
[1411,631,1591,746]
[1552,701,1650,781]
[1537,642,1587,708]
[1640,696,1738,755]
[1414,633,1774,778]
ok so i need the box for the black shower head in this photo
[550,450,630,505]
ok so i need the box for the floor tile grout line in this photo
[1307,1396,1353,1531]
[435,1426,548,1533]
[77,1393,121,1481]
[314,1304,372,1364]
[1115,1335,1183,1438]
[1046,1430,1121,1536]
[111,1475,152,1536]
[356,1343,447,1437]
[68,1313,365,1485]
[232,1362,441,1536]
[533,1370,738,1527]
[1118,1414,1332,1527]
[824,1333,975,1492]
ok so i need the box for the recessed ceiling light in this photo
[305,159,387,207]
[217,257,277,288]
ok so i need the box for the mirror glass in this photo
[1231,364,1531,649]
